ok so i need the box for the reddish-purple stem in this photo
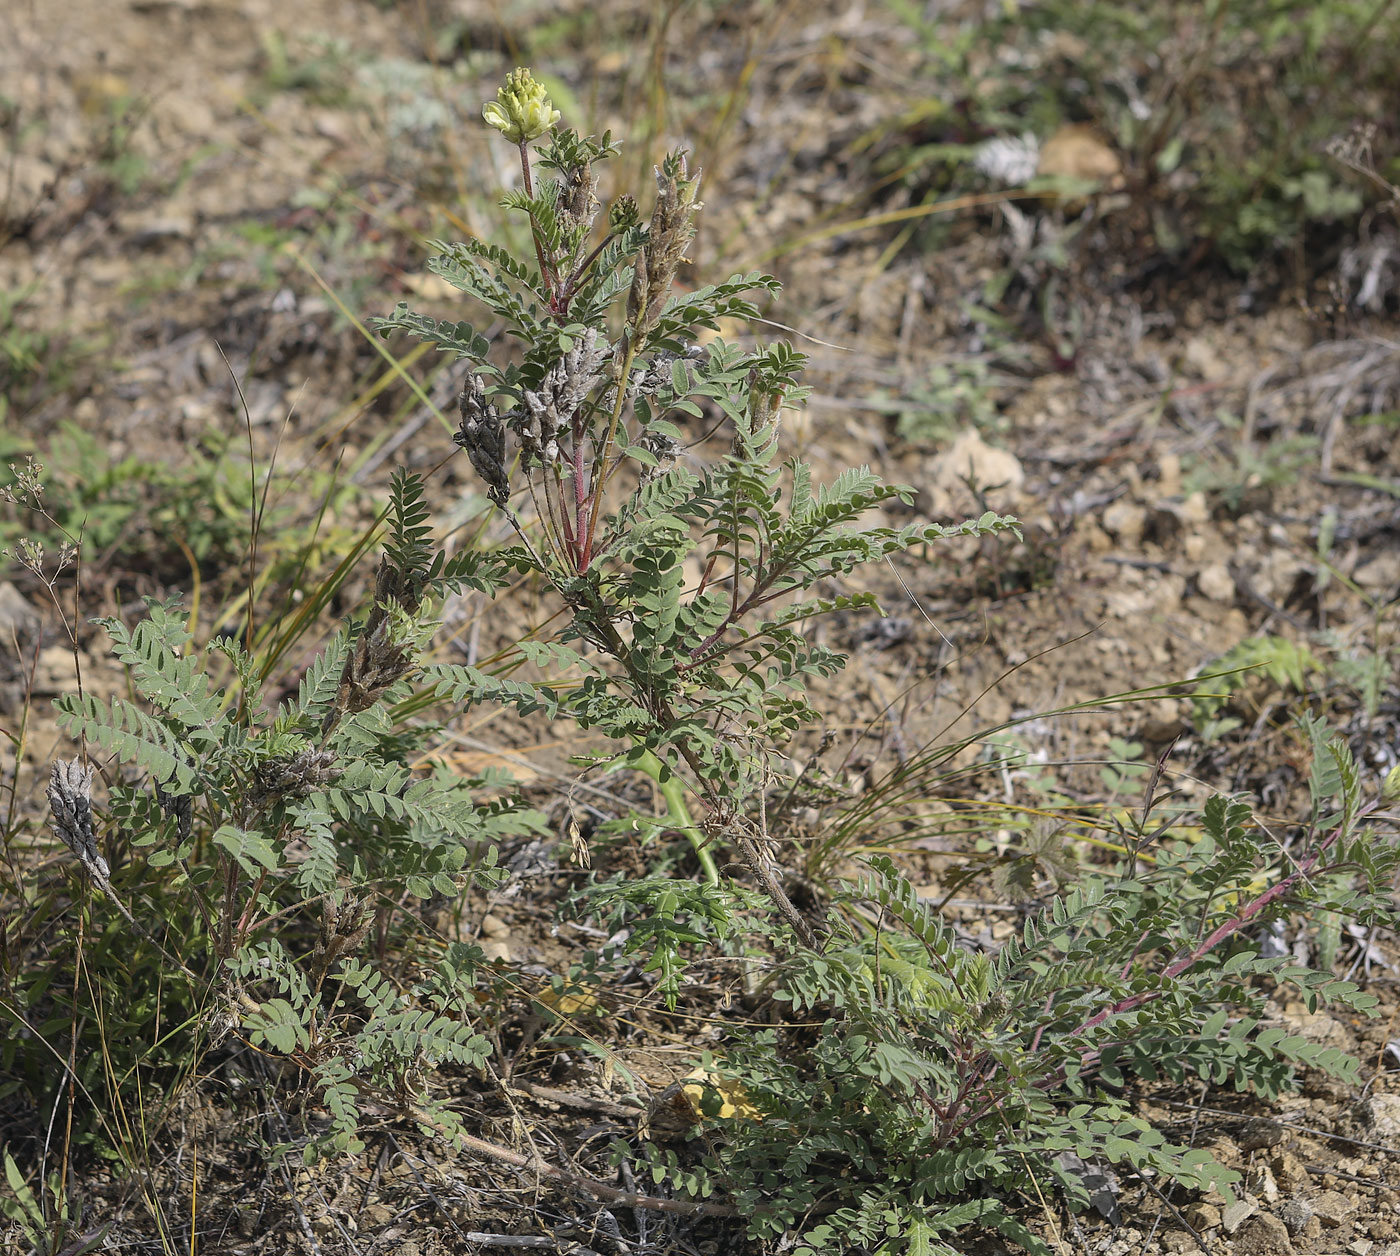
[572,415,591,570]
[1066,814,1361,1044]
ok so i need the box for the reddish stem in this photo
[572,412,591,570]
[1067,812,1363,1045]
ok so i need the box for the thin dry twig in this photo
[410,1105,736,1218]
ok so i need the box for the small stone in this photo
[7,154,58,204]
[1157,452,1183,496]
[1250,1164,1281,1204]
[1186,1203,1223,1230]
[1351,1239,1375,1255]
[1103,499,1148,544]
[1081,522,1114,553]
[481,914,510,939]
[1363,1094,1400,1138]
[1233,1213,1294,1255]
[115,210,195,245]
[0,582,42,654]
[1239,1119,1287,1152]
[1271,1150,1308,1191]
[1162,1229,1201,1254]
[1353,551,1400,594]
[925,428,1024,514]
[1179,491,1210,526]
[1315,1190,1357,1227]
[1224,1199,1260,1233]
[1197,562,1235,602]
[1184,335,1231,383]
[479,939,512,963]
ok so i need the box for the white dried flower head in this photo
[10,537,44,575]
[3,457,45,507]
[973,133,1040,186]
[518,328,609,465]
[47,758,109,880]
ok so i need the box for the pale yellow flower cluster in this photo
[482,68,560,144]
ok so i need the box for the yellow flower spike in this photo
[482,68,560,144]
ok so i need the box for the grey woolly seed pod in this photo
[47,758,109,880]
[455,374,511,504]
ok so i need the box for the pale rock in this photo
[1314,1190,1357,1227]
[481,914,510,939]
[1162,1230,1201,1254]
[1102,499,1147,544]
[1363,1094,1400,1138]
[116,210,196,246]
[1197,563,1235,603]
[1183,533,1209,562]
[0,583,42,655]
[8,154,58,204]
[1180,491,1211,526]
[1249,1164,1281,1204]
[1151,491,1210,540]
[480,939,511,963]
[1080,522,1114,553]
[1036,124,1123,190]
[1098,1227,1143,1256]
[1282,1004,1345,1044]
[1186,1202,1223,1230]
[1103,587,1154,621]
[35,644,77,691]
[1353,552,1400,595]
[1153,573,1187,614]
[1158,452,1183,496]
[156,92,217,139]
[1223,1199,1259,1234]
[1184,335,1232,383]
[313,109,355,144]
[925,428,1024,515]
[1251,550,1309,603]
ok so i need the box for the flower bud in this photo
[609,195,639,231]
[482,68,560,145]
